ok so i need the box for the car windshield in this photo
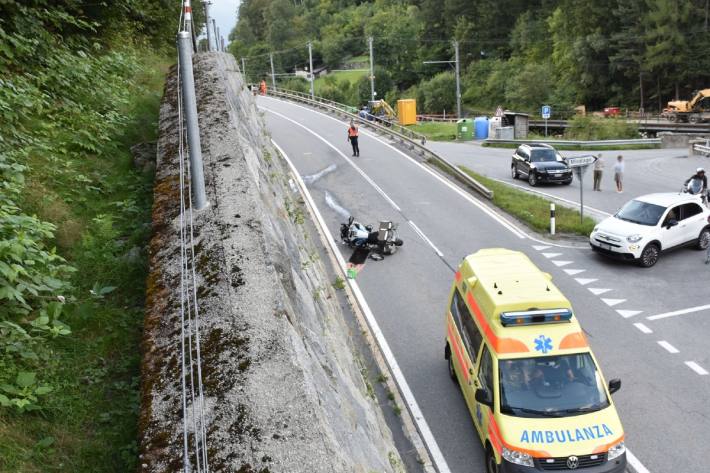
[499,353,610,418]
[614,200,665,226]
[530,149,558,162]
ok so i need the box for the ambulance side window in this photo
[459,296,483,360]
[450,290,465,334]
[478,346,494,397]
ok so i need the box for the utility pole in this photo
[241,57,246,82]
[203,1,213,52]
[212,20,218,50]
[639,71,644,114]
[177,31,209,210]
[368,36,375,102]
[308,41,314,99]
[453,39,461,119]
[221,36,225,52]
[270,52,276,90]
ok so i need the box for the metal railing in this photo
[264,88,493,199]
[691,139,710,156]
[484,138,661,147]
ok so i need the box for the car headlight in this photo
[607,440,626,461]
[593,225,600,233]
[529,164,536,169]
[502,446,534,467]
[627,234,642,243]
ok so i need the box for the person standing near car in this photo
[613,155,624,193]
[593,153,604,191]
[347,120,360,157]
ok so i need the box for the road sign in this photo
[495,106,504,117]
[541,105,551,119]
[566,155,597,168]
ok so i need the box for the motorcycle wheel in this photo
[394,238,404,246]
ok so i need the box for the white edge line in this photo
[409,220,445,257]
[657,340,679,354]
[626,448,652,473]
[684,361,709,376]
[271,139,452,473]
[646,303,710,321]
[260,98,534,241]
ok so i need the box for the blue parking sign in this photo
[541,105,551,119]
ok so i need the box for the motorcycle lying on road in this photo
[340,217,404,260]
[682,177,709,206]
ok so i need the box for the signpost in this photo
[541,105,551,137]
[565,155,597,223]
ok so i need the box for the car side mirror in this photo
[475,388,493,407]
[666,219,678,228]
[608,378,621,395]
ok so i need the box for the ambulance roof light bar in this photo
[500,308,573,326]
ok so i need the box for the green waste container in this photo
[457,118,474,141]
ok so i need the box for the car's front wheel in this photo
[697,227,710,250]
[639,243,660,268]
[485,446,500,473]
[528,171,538,186]
[511,165,519,179]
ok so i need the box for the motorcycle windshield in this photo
[689,178,702,194]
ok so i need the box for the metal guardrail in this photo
[484,138,661,147]
[692,141,710,156]
[529,119,710,134]
[265,88,494,199]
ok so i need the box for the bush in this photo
[564,116,640,140]
[280,77,309,93]
[419,71,456,114]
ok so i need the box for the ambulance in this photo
[444,249,626,472]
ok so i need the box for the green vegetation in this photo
[482,143,660,151]
[564,116,639,140]
[0,1,191,471]
[407,122,457,141]
[232,0,709,116]
[459,167,596,236]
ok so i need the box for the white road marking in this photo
[633,323,653,334]
[533,245,551,250]
[542,252,562,258]
[588,288,612,295]
[657,340,679,354]
[266,101,654,473]
[626,449,652,473]
[646,303,710,321]
[685,361,709,376]
[564,269,586,275]
[574,278,598,285]
[617,309,643,318]
[601,298,626,307]
[551,260,573,267]
[272,140,452,473]
[260,100,530,241]
[263,107,402,211]
[409,220,445,257]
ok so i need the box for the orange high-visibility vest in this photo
[348,126,359,137]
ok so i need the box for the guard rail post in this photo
[550,203,556,236]
[177,31,209,210]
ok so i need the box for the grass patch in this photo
[406,121,458,141]
[482,142,659,151]
[314,69,366,92]
[459,166,596,236]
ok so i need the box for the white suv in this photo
[590,193,710,267]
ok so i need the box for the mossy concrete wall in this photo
[138,52,402,472]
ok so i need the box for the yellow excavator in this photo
[663,88,710,123]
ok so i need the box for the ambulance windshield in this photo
[499,353,610,418]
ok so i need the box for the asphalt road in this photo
[258,96,710,473]
[428,141,710,220]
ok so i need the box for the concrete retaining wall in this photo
[138,52,402,473]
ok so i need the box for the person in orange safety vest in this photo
[347,120,359,157]
[259,79,267,96]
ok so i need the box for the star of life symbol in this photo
[534,335,553,354]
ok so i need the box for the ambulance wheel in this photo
[446,345,456,382]
[485,446,500,473]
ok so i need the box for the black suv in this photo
[511,144,572,186]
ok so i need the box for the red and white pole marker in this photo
[183,0,192,31]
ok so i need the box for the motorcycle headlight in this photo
[627,234,642,243]
[502,446,534,467]
[607,441,626,461]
